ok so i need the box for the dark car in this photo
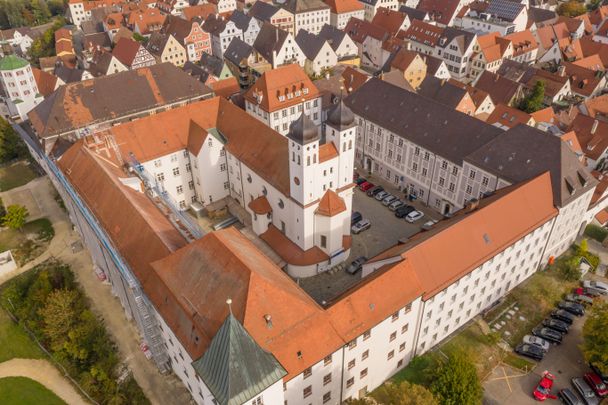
[366,185,384,197]
[346,256,367,275]
[559,388,584,405]
[558,301,585,316]
[395,205,415,218]
[351,211,362,225]
[566,293,594,306]
[532,326,562,344]
[354,177,367,185]
[551,309,575,325]
[572,377,600,405]
[542,318,569,334]
[515,343,544,361]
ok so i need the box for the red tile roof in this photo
[316,189,346,216]
[260,224,330,265]
[318,142,338,162]
[323,0,363,14]
[248,195,272,214]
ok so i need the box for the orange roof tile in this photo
[248,195,272,214]
[318,142,338,162]
[323,0,363,14]
[487,104,534,129]
[244,65,319,112]
[504,30,537,57]
[316,189,346,217]
[530,106,556,125]
[210,77,239,99]
[260,224,329,266]
[182,4,217,20]
[572,54,604,71]
[560,130,583,156]
[595,208,608,225]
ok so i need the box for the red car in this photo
[584,372,608,397]
[359,182,374,191]
[533,372,557,401]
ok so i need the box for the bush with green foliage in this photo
[519,80,545,113]
[2,204,29,230]
[0,0,62,29]
[27,17,65,66]
[558,0,587,16]
[0,261,149,405]
[372,381,437,405]
[582,301,608,376]
[584,224,608,243]
[431,351,482,405]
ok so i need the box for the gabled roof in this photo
[28,63,211,140]
[229,10,254,31]
[486,103,533,129]
[485,0,525,22]
[192,314,286,405]
[474,70,522,105]
[161,14,194,42]
[31,67,58,97]
[417,76,469,109]
[466,124,597,207]
[202,14,229,36]
[182,4,217,21]
[112,37,143,66]
[401,20,444,47]
[200,52,226,78]
[323,0,363,14]
[399,5,429,22]
[416,0,461,25]
[252,23,290,63]
[224,38,253,66]
[570,113,608,161]
[344,17,390,44]
[249,1,281,21]
[282,0,329,14]
[296,29,329,60]
[346,78,502,164]
[504,29,538,56]
[371,7,407,36]
[318,24,350,52]
[243,64,319,112]
[563,61,604,97]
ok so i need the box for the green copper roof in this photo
[192,314,287,405]
[0,55,29,70]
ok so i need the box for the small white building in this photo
[0,55,43,120]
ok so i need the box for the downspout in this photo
[339,345,346,403]
[426,153,437,206]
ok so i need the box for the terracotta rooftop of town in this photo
[323,0,363,14]
[486,103,533,129]
[316,189,346,216]
[244,64,319,112]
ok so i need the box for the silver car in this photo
[582,280,608,295]
[572,377,599,405]
[522,335,550,352]
[388,200,405,211]
[374,191,389,201]
[382,195,398,206]
[351,219,371,234]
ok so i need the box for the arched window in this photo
[307,156,310,166]
[348,140,352,150]
[313,154,317,164]
[297,155,301,165]
[342,143,346,152]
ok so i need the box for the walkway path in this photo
[0,176,193,405]
[0,359,86,405]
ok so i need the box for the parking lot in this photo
[299,174,442,304]
[484,276,608,404]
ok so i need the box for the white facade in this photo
[245,97,322,136]
[211,21,243,59]
[142,150,196,210]
[294,8,331,34]
[360,0,398,21]
[0,58,43,120]
[331,9,365,29]
[304,41,338,76]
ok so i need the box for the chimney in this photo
[592,119,599,135]
[558,65,566,76]
[263,314,273,328]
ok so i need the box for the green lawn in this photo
[0,377,65,405]
[0,162,37,192]
[0,309,43,363]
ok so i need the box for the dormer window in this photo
[279,95,285,102]
[303,88,309,95]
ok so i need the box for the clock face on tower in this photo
[294,177,300,185]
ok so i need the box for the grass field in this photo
[0,377,65,405]
[0,309,43,363]
[0,162,37,192]
[0,218,54,264]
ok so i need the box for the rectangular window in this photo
[363,330,371,340]
[220,163,227,172]
[391,311,399,322]
[156,173,165,182]
[303,368,312,379]
[399,343,406,352]
[348,359,355,370]
[362,350,369,360]
[303,386,312,399]
[324,355,332,365]
[323,373,332,386]
[348,339,357,350]
[346,378,354,388]
[321,235,327,248]
[176,185,183,194]
[360,368,368,378]
[401,324,409,334]
[390,332,397,342]
[323,392,331,404]
[172,167,180,176]
[387,350,394,360]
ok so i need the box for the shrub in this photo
[584,224,608,243]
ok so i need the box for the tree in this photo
[582,301,608,375]
[558,0,587,17]
[579,238,588,254]
[2,204,29,230]
[132,32,146,43]
[0,116,28,163]
[38,288,79,352]
[431,351,482,405]
[29,0,50,24]
[28,17,64,65]
[372,381,437,405]
[519,80,545,113]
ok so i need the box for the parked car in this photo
[559,388,584,405]
[395,205,416,218]
[590,363,608,384]
[388,200,405,211]
[351,211,362,225]
[558,301,585,316]
[351,219,371,234]
[532,326,562,344]
[421,219,438,231]
[359,182,374,192]
[572,377,600,405]
[582,280,608,296]
[566,293,594,306]
[551,309,575,325]
[367,186,384,197]
[575,287,602,298]
[515,343,544,361]
[522,335,550,352]
[405,210,424,223]
[382,195,397,206]
[542,318,569,334]
[534,372,557,401]
[355,177,367,185]
[346,256,367,275]
[374,190,389,201]
[584,373,608,397]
